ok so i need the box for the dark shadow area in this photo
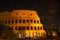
[0,23,16,40]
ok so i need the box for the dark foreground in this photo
[0,37,60,40]
[15,37,60,40]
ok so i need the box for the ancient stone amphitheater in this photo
[0,10,46,38]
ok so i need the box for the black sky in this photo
[0,0,60,29]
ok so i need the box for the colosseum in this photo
[0,10,46,38]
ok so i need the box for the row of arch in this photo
[11,26,42,30]
[2,19,40,24]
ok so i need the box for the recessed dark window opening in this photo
[19,20,21,23]
[37,21,39,23]
[5,20,7,24]
[31,14,32,15]
[27,26,29,30]
[30,20,33,23]
[38,27,39,30]
[27,20,29,23]
[40,27,42,30]
[34,20,36,23]
[8,20,10,24]
[34,26,36,30]
[19,26,21,30]
[11,20,14,23]
[15,26,17,30]
[31,26,33,30]
[23,13,25,15]
[23,26,25,30]
[23,20,25,23]
[15,20,18,23]
[16,13,17,15]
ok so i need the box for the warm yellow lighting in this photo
[0,10,46,38]
[34,33,36,36]
[25,33,29,37]
[37,34,40,37]
[31,33,32,36]
[52,31,57,36]
[18,33,21,38]
[40,33,42,36]
[29,33,33,38]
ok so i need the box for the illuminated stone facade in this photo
[0,10,46,38]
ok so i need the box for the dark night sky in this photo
[0,0,60,29]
